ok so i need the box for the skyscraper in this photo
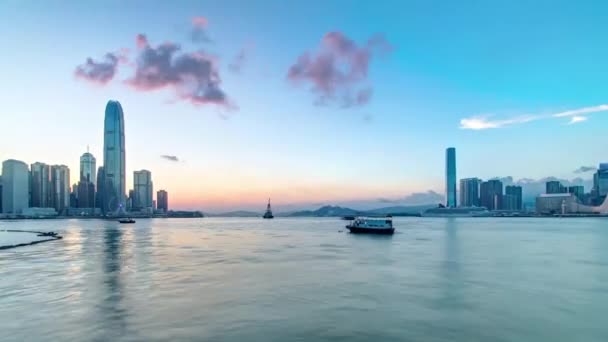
[30,162,51,208]
[95,166,105,212]
[505,185,523,211]
[50,165,70,214]
[480,179,503,211]
[133,170,153,210]
[77,151,97,209]
[594,164,608,197]
[80,151,97,183]
[103,100,126,214]
[459,178,481,207]
[546,181,567,194]
[157,190,168,212]
[445,147,456,208]
[2,159,30,214]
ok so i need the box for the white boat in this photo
[346,217,394,234]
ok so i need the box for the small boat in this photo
[263,198,274,219]
[118,218,136,224]
[346,217,394,234]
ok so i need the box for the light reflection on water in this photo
[1,217,607,341]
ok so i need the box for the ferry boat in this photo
[263,199,274,219]
[118,218,136,224]
[346,217,394,234]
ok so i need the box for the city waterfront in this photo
[1,217,607,341]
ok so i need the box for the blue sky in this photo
[1,0,606,211]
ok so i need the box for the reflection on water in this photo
[100,224,127,341]
[1,217,608,341]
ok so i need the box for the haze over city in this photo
[2,1,607,212]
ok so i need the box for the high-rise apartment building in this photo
[459,178,481,207]
[133,170,153,210]
[30,162,51,208]
[504,185,523,211]
[2,159,30,214]
[50,165,70,214]
[480,179,503,211]
[157,190,168,212]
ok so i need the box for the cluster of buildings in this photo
[0,100,169,218]
[536,165,608,215]
[443,147,608,215]
[444,147,524,212]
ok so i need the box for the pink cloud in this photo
[288,31,392,107]
[191,16,211,43]
[192,16,208,28]
[125,33,232,108]
[136,34,148,49]
[74,50,129,84]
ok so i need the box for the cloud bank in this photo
[74,17,236,109]
[287,32,392,107]
[460,104,608,130]
[126,34,231,107]
[573,166,596,174]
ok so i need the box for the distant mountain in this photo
[281,204,433,217]
[283,205,363,217]
[206,210,261,217]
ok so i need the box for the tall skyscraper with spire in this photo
[80,148,96,183]
[445,147,457,208]
[78,148,97,209]
[103,100,126,214]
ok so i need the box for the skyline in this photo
[1,1,607,211]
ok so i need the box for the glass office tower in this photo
[103,100,126,214]
[445,147,457,207]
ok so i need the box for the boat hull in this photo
[346,226,394,234]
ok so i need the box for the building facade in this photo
[50,165,70,214]
[80,152,97,183]
[480,179,503,211]
[157,190,168,212]
[568,185,585,202]
[459,178,481,207]
[133,170,153,210]
[2,159,30,214]
[594,164,608,197]
[546,181,567,194]
[505,185,523,211]
[445,147,457,208]
[103,100,126,214]
[536,193,576,215]
[95,166,105,211]
[30,162,51,208]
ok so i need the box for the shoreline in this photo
[0,215,606,221]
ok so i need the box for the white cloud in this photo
[459,115,539,130]
[567,116,588,125]
[460,104,608,130]
[553,104,608,117]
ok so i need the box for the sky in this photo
[1,0,607,212]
